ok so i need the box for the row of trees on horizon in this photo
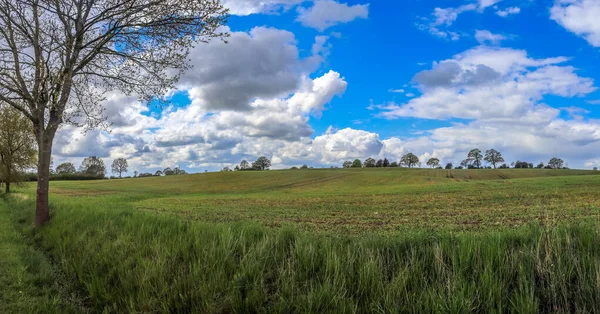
[48,157,189,180]
[219,150,575,173]
[339,149,570,170]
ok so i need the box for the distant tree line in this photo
[222,156,272,172]
[28,157,190,181]
[132,166,187,178]
[28,156,108,181]
[339,149,570,170]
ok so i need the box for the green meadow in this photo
[4,168,600,313]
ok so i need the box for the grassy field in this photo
[0,197,85,313]
[50,168,600,232]
[4,168,600,312]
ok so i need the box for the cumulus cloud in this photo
[50,26,349,172]
[296,0,369,31]
[551,0,600,47]
[179,27,306,111]
[378,47,594,120]
[52,71,348,172]
[311,128,384,163]
[362,45,600,169]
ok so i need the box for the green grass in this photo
[4,168,600,312]
[0,196,86,313]
[49,168,600,233]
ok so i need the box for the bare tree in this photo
[111,158,128,178]
[0,0,228,225]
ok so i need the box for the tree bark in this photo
[34,133,53,227]
[5,181,9,194]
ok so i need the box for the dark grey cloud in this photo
[155,136,206,148]
[462,64,501,85]
[250,116,313,140]
[180,27,305,111]
[413,62,462,88]
[413,62,500,88]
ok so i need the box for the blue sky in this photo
[52,0,600,172]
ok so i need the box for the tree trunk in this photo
[5,181,9,194]
[34,136,53,227]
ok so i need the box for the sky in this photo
[52,0,600,173]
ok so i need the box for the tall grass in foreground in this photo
[8,195,600,313]
[0,199,86,313]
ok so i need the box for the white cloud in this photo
[420,2,500,40]
[364,45,600,168]
[296,0,369,31]
[495,7,520,17]
[221,0,304,15]
[311,128,384,163]
[432,4,477,26]
[475,29,507,44]
[378,48,593,121]
[551,0,600,46]
[479,0,502,10]
[52,71,348,172]
[376,46,595,121]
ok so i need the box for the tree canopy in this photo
[79,157,106,177]
[111,158,129,178]
[253,157,271,171]
[56,162,77,175]
[400,153,420,168]
[548,158,565,169]
[0,107,37,193]
[240,160,251,170]
[426,158,440,169]
[484,149,504,169]
[467,149,483,168]
[383,158,390,167]
[364,158,376,168]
